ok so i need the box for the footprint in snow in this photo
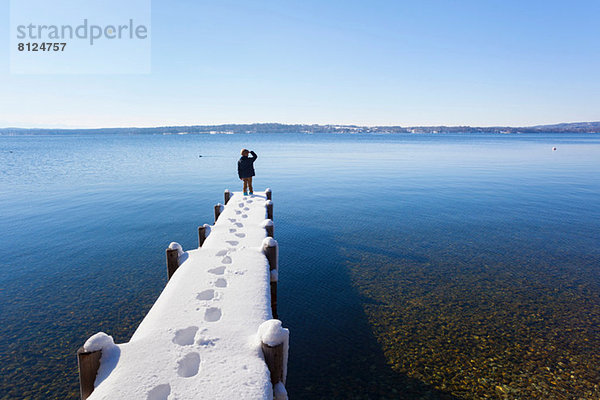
[235,233,246,238]
[204,306,222,321]
[208,266,226,275]
[147,384,171,400]
[246,200,253,203]
[238,203,244,208]
[234,222,243,227]
[172,326,198,346]
[235,210,241,215]
[215,249,228,257]
[177,352,200,377]
[221,256,232,264]
[229,228,237,233]
[226,240,238,246]
[228,218,236,223]
[241,214,248,218]
[196,289,214,300]
[214,278,227,287]
[243,207,249,211]
[197,336,219,347]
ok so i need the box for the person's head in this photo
[241,149,249,157]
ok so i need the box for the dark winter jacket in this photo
[238,151,258,178]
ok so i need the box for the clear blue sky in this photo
[1,0,599,128]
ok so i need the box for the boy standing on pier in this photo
[238,149,258,195]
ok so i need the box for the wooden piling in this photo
[198,225,207,247]
[214,203,223,223]
[270,281,278,319]
[77,347,102,400]
[263,241,278,319]
[266,189,272,200]
[262,219,274,238]
[263,243,277,276]
[166,248,179,280]
[266,201,273,220]
[224,190,231,205]
[261,342,284,386]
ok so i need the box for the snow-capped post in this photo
[78,332,118,400]
[214,203,224,223]
[266,188,272,200]
[77,347,101,399]
[166,242,184,280]
[262,237,278,318]
[224,189,231,205]
[198,224,210,247]
[262,219,274,238]
[258,320,289,400]
[266,200,273,221]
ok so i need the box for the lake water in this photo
[0,132,599,399]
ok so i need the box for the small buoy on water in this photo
[552,147,557,151]
[199,155,203,157]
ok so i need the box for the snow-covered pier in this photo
[77,189,289,400]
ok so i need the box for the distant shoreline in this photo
[1,122,600,135]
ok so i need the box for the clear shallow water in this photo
[0,132,599,399]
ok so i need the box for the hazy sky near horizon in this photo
[1,0,599,128]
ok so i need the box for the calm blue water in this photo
[0,132,599,399]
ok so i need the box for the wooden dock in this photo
[77,189,289,400]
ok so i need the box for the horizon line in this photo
[2,120,600,131]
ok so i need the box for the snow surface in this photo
[261,219,274,228]
[168,242,184,257]
[274,382,288,400]
[86,191,286,400]
[262,237,277,248]
[257,320,288,347]
[83,332,116,353]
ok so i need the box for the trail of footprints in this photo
[148,200,257,397]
